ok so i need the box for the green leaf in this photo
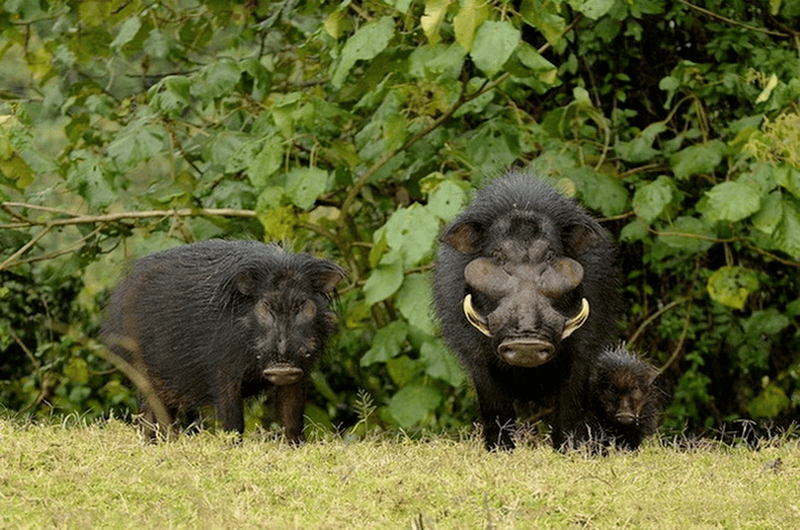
[286,167,329,210]
[107,124,165,171]
[426,179,468,222]
[190,60,241,101]
[658,216,715,252]
[670,140,726,180]
[633,176,673,223]
[743,309,790,337]
[395,272,435,335]
[409,43,467,82]
[748,383,790,419]
[771,198,800,259]
[66,156,114,209]
[707,266,759,309]
[569,169,628,217]
[361,321,409,366]
[203,132,248,170]
[573,86,592,107]
[568,0,615,19]
[379,204,440,267]
[752,190,782,235]
[386,384,442,428]
[225,139,261,175]
[0,153,33,190]
[520,0,566,46]
[148,76,191,118]
[704,181,761,222]
[775,166,800,198]
[620,219,649,242]
[144,29,169,59]
[240,58,272,98]
[383,114,409,151]
[464,121,520,176]
[363,259,404,305]
[386,356,421,387]
[421,0,449,45]
[256,204,296,240]
[64,357,89,385]
[110,16,141,53]
[514,44,558,85]
[331,16,394,88]
[247,136,283,188]
[453,0,489,50]
[470,20,520,78]
[616,122,668,163]
[54,44,76,69]
[420,339,465,386]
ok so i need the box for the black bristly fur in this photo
[588,343,661,450]
[102,239,346,443]
[434,171,622,451]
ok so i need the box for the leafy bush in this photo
[1,0,798,437]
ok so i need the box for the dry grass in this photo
[1,415,798,529]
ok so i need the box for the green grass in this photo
[1,416,798,529]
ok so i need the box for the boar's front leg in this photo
[551,369,593,451]
[275,382,306,445]
[215,387,245,435]
[472,369,517,451]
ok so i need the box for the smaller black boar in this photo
[102,239,346,443]
[588,343,660,450]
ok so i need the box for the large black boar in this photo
[434,171,621,450]
[588,343,660,450]
[102,239,346,443]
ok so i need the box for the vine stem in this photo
[0,204,257,271]
[0,204,256,230]
[676,0,790,38]
[627,297,689,348]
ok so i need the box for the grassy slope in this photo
[1,417,798,529]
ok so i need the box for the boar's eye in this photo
[296,299,317,324]
[254,301,274,326]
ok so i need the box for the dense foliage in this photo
[1,0,798,438]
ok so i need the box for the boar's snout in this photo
[497,338,555,367]
[615,411,637,425]
[262,364,303,385]
[462,256,589,366]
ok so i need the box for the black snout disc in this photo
[497,339,555,367]
[263,365,303,385]
[615,412,637,425]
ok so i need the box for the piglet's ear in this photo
[645,363,659,384]
[441,221,481,254]
[317,262,347,295]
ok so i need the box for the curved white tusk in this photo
[561,298,590,339]
[463,294,492,337]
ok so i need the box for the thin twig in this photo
[0,204,256,229]
[628,298,689,347]
[676,0,790,38]
[0,226,51,270]
[659,302,693,375]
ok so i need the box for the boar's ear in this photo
[564,223,608,256]
[441,221,481,254]
[316,261,347,295]
[233,270,258,296]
